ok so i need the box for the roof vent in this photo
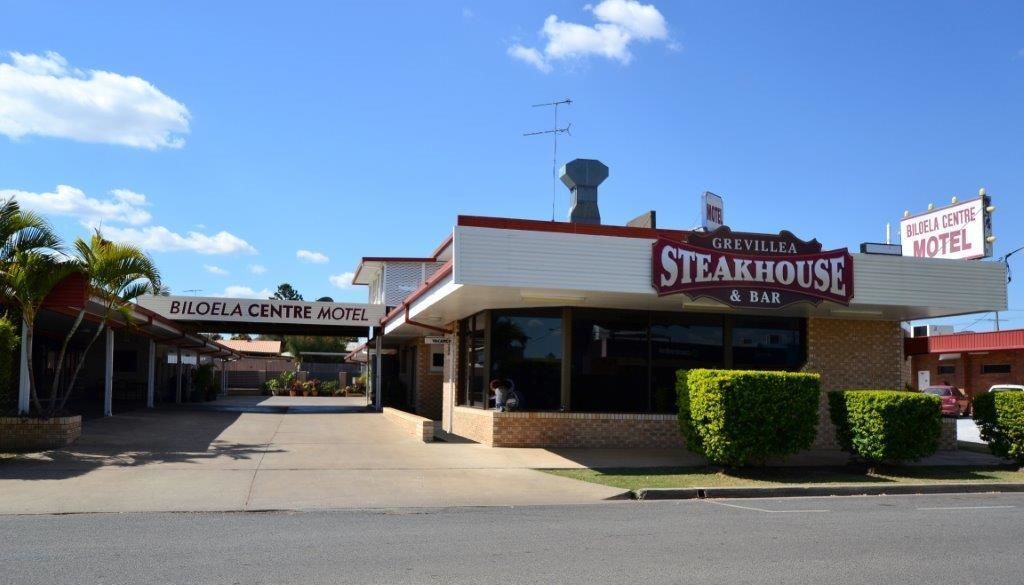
[561,159,608,225]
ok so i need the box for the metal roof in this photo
[905,328,1024,355]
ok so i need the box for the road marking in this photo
[705,500,829,514]
[916,505,1016,511]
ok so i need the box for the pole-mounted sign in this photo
[701,191,724,231]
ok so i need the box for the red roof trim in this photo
[905,328,1024,356]
[456,215,690,241]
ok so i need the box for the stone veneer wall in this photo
[0,416,81,452]
[801,318,909,449]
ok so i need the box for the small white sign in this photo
[917,370,931,390]
[424,336,450,345]
[900,197,991,260]
[701,191,724,231]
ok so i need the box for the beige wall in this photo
[801,317,905,449]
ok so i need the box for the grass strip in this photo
[544,465,1023,490]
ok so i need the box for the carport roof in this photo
[40,274,242,359]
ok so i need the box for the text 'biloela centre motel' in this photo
[344,159,1005,449]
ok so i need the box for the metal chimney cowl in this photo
[561,158,608,225]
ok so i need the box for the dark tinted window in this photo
[731,317,805,370]
[982,364,1011,374]
[491,310,562,411]
[571,311,649,413]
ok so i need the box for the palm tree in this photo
[0,251,77,414]
[0,198,66,415]
[49,230,161,415]
[0,199,62,269]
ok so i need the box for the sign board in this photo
[701,191,724,231]
[900,196,992,260]
[652,227,854,309]
[138,295,385,328]
[424,336,450,345]
[917,370,931,390]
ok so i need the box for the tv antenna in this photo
[183,288,203,296]
[524,98,572,221]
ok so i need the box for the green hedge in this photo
[677,369,821,466]
[828,390,941,463]
[973,392,1024,466]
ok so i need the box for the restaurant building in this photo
[351,159,1007,449]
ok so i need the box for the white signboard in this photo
[701,191,724,231]
[917,370,931,390]
[900,197,991,260]
[137,295,385,328]
[424,336,451,345]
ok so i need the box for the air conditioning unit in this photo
[912,324,955,338]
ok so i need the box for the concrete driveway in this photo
[0,397,672,514]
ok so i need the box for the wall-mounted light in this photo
[979,187,987,196]
[986,205,996,213]
[903,210,910,218]
[986,236,997,243]
[951,196,958,204]
[927,203,934,210]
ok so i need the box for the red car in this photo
[923,385,971,417]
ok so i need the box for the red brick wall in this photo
[910,350,1024,398]
[0,416,81,452]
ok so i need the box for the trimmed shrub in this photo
[677,369,821,466]
[973,392,1024,466]
[829,390,941,464]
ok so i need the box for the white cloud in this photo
[204,265,228,276]
[249,264,267,274]
[329,271,355,289]
[217,285,275,299]
[0,51,189,149]
[509,0,672,72]
[102,225,257,255]
[507,45,552,73]
[1,184,151,225]
[297,249,329,264]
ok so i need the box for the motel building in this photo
[347,159,1008,449]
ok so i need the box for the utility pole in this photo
[524,98,572,221]
[998,245,1024,332]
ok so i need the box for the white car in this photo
[987,384,1024,393]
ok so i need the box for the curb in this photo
[633,482,1024,500]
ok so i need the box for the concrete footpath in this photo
[0,397,664,514]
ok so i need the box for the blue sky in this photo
[0,1,1021,330]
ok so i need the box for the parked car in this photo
[987,384,1024,393]
[922,385,971,417]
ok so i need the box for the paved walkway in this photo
[0,398,1007,514]
[0,397,647,514]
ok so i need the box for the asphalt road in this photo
[2,493,1023,585]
